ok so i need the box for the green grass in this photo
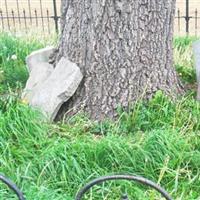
[0,33,56,93]
[174,36,198,84]
[0,33,200,199]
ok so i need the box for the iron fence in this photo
[0,1,200,36]
[175,8,200,36]
[0,0,60,34]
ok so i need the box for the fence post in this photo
[28,0,32,25]
[40,0,44,32]
[195,9,198,36]
[178,9,180,33]
[5,0,10,30]
[16,0,21,27]
[185,0,190,35]
[53,0,59,33]
[0,10,4,30]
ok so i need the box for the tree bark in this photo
[55,0,183,120]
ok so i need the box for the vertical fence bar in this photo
[185,0,190,35]
[23,9,27,32]
[40,0,44,31]
[47,9,50,34]
[35,9,38,27]
[195,9,198,36]
[5,0,10,30]
[53,0,59,33]
[0,10,4,31]
[28,0,32,24]
[16,0,21,27]
[11,10,16,32]
[178,9,180,33]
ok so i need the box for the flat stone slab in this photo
[23,47,83,120]
[27,58,83,120]
[193,41,200,100]
[23,62,54,101]
[29,58,83,120]
[22,47,55,101]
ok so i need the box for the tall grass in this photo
[0,33,200,199]
[174,37,198,84]
[0,32,57,93]
[0,92,200,199]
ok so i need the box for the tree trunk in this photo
[54,0,183,120]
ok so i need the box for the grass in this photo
[174,36,197,84]
[0,33,200,199]
[0,32,57,93]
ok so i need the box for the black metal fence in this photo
[0,0,60,34]
[0,0,199,36]
[175,8,200,36]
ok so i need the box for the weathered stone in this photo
[26,46,55,72]
[29,58,83,120]
[193,41,200,100]
[22,47,55,101]
[23,46,83,120]
[23,62,54,101]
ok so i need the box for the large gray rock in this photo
[23,47,83,120]
[23,62,54,101]
[22,47,55,101]
[193,41,200,100]
[28,58,83,120]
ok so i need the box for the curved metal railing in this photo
[0,174,25,200]
[0,174,172,200]
[75,175,172,200]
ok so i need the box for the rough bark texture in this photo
[55,0,183,120]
